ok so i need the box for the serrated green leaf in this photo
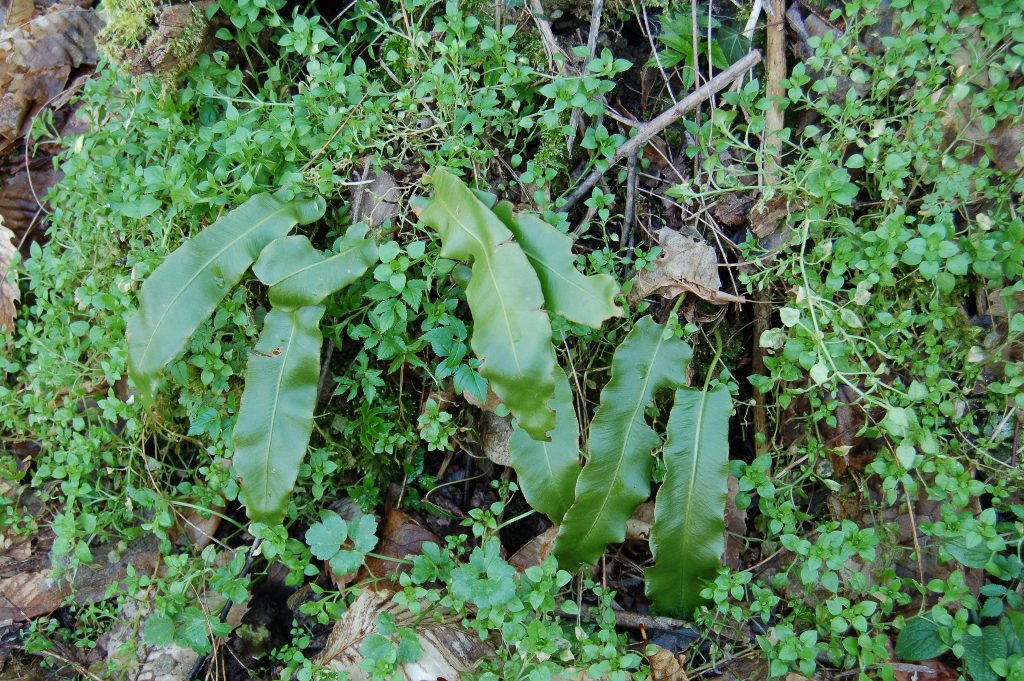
[349,514,379,554]
[253,227,377,311]
[127,191,326,401]
[234,306,325,525]
[553,316,691,569]
[330,549,366,576]
[143,611,175,647]
[493,203,621,328]
[418,168,556,439]
[508,366,581,523]
[306,510,347,560]
[646,384,731,617]
[895,616,949,661]
[964,626,1007,681]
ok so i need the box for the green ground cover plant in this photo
[0,0,1021,678]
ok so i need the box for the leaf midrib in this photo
[675,389,711,575]
[438,202,524,374]
[259,313,299,504]
[573,332,667,550]
[272,241,369,287]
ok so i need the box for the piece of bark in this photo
[317,589,494,681]
[0,535,161,627]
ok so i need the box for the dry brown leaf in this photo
[648,645,689,680]
[0,535,161,627]
[625,500,655,541]
[362,509,441,583]
[480,411,513,466]
[630,228,745,305]
[359,170,402,228]
[0,164,62,242]
[0,1,102,149]
[508,526,558,571]
[2,0,34,30]
[0,217,19,333]
[317,589,493,681]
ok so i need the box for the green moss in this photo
[96,0,157,57]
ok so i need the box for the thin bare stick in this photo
[762,0,787,187]
[528,0,568,67]
[752,290,770,456]
[559,50,762,211]
[558,604,700,635]
[622,152,638,249]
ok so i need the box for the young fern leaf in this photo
[127,191,326,401]
[645,385,732,617]
[234,305,325,525]
[236,228,376,524]
[492,203,621,329]
[553,316,692,569]
[253,228,378,310]
[508,366,581,523]
[417,168,556,439]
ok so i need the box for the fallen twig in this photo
[622,152,638,249]
[557,604,700,636]
[559,50,763,211]
[528,0,568,68]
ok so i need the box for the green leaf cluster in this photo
[304,509,379,576]
[416,168,621,440]
[127,192,376,524]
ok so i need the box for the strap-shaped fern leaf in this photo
[645,385,732,617]
[253,229,377,310]
[235,228,377,524]
[234,305,325,525]
[417,169,557,439]
[493,204,621,329]
[127,191,326,401]
[508,366,581,523]
[553,316,692,569]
